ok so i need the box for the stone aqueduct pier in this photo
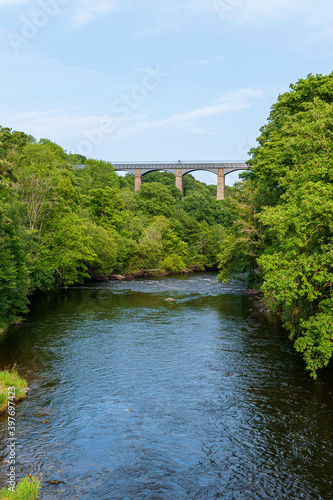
[112,162,249,200]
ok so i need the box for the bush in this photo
[161,255,187,273]
[0,475,41,500]
[0,367,27,413]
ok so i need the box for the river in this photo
[0,273,333,499]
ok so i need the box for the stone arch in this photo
[181,169,218,197]
[224,168,247,177]
[113,168,133,174]
[224,168,248,188]
[182,169,218,177]
[141,169,172,176]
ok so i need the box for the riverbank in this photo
[0,367,28,415]
[107,265,207,281]
[0,475,40,500]
[244,288,280,315]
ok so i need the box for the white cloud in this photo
[182,127,210,134]
[189,0,320,24]
[0,0,122,29]
[187,55,225,66]
[1,88,266,150]
[1,108,123,150]
[0,0,28,6]
[72,0,120,28]
[117,87,267,138]
[70,0,333,32]
[136,22,179,37]
[2,0,333,31]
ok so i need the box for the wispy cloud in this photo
[0,0,28,6]
[117,88,267,138]
[296,25,333,48]
[0,0,122,27]
[1,88,267,149]
[136,21,179,37]
[182,127,210,134]
[72,0,333,31]
[72,0,120,28]
[186,55,225,66]
[1,108,116,138]
[2,0,333,31]
[189,0,315,23]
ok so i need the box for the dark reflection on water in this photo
[0,273,333,499]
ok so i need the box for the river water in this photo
[0,273,333,499]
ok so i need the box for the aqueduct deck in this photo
[112,162,249,200]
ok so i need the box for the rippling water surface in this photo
[0,273,333,499]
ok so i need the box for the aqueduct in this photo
[112,162,249,200]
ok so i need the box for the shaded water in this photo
[0,273,333,499]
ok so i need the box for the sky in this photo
[0,0,333,186]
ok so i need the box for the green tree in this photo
[136,182,179,217]
[76,159,119,193]
[128,217,169,272]
[217,181,265,284]
[85,222,118,278]
[0,210,30,329]
[0,126,35,160]
[43,213,97,286]
[89,186,124,229]
[258,99,333,377]
[183,191,224,225]
[218,73,333,377]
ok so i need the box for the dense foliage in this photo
[0,128,227,331]
[218,72,333,378]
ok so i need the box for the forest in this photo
[218,72,333,378]
[0,129,228,331]
[0,72,332,378]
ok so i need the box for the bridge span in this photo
[112,162,249,200]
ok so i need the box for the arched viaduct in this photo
[112,162,249,200]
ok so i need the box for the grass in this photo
[0,476,41,500]
[0,366,28,414]
[0,369,38,498]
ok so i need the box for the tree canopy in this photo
[218,72,333,378]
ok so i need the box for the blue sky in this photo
[0,0,333,185]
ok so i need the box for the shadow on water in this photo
[0,273,332,499]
